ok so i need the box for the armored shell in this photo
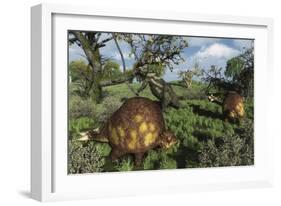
[99,97,165,153]
[223,92,245,119]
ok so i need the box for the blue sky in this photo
[69,33,253,81]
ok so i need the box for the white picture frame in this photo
[31,3,274,202]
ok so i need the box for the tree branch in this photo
[99,37,114,45]
[72,31,101,73]
[168,82,189,88]
[112,33,126,73]
[99,75,134,87]
[69,37,78,44]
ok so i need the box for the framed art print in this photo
[31,3,274,201]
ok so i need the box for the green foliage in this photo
[69,60,96,98]
[143,150,159,170]
[148,63,165,77]
[114,156,134,172]
[93,96,122,124]
[68,141,111,174]
[225,57,244,80]
[143,150,178,170]
[68,95,121,140]
[101,60,122,80]
[69,117,97,140]
[68,82,254,173]
[244,99,254,119]
[198,119,254,167]
[69,95,96,118]
[104,82,157,101]
[121,34,188,74]
[178,63,203,88]
[104,80,207,102]
[69,60,90,83]
[68,32,254,173]
[164,100,236,148]
[159,155,177,169]
[172,80,207,100]
[225,47,254,97]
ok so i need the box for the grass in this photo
[103,81,206,101]
[68,81,254,173]
[103,82,157,100]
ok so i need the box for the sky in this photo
[69,33,253,81]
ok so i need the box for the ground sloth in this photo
[207,91,245,123]
[80,97,177,166]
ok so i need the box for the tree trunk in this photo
[72,31,102,73]
[82,72,103,103]
[90,82,103,103]
[112,34,126,73]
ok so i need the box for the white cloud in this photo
[177,43,242,74]
[195,43,240,60]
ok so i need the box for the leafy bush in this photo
[69,82,85,96]
[143,149,178,170]
[244,99,254,119]
[93,96,122,124]
[69,96,121,139]
[159,155,177,169]
[164,101,235,149]
[197,119,254,167]
[69,117,97,140]
[114,156,134,172]
[69,95,96,118]
[68,141,111,174]
[143,150,159,170]
[69,60,90,83]
[69,84,123,123]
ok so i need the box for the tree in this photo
[202,65,240,96]
[101,60,122,80]
[69,31,134,103]
[225,46,254,97]
[119,34,188,74]
[69,32,189,105]
[203,46,254,99]
[112,33,138,95]
[178,63,203,88]
[225,57,244,80]
[69,60,92,97]
[119,34,189,108]
[69,60,90,83]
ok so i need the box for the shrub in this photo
[159,156,177,169]
[69,96,121,140]
[69,95,95,118]
[143,150,159,170]
[69,94,121,122]
[244,100,254,120]
[143,150,178,170]
[69,117,97,140]
[114,156,134,172]
[93,96,122,124]
[68,141,111,174]
[164,103,234,150]
[197,120,254,167]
